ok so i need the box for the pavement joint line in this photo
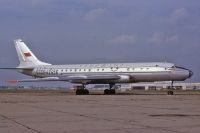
[0,114,42,133]
[66,127,145,133]
[19,103,186,133]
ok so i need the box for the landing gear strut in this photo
[104,83,116,95]
[167,81,174,95]
[76,84,89,95]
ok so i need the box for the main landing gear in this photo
[104,84,116,95]
[76,84,89,95]
[167,81,174,95]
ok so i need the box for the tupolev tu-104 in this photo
[0,39,193,95]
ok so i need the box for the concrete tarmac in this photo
[0,93,200,133]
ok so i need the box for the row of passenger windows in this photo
[61,68,107,72]
[58,67,161,72]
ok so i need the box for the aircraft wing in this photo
[65,75,121,83]
[63,75,120,80]
[7,75,121,84]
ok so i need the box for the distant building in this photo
[93,82,200,91]
[129,82,200,90]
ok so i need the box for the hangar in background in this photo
[93,82,200,91]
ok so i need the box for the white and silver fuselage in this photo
[20,62,192,84]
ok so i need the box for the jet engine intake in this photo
[119,75,130,82]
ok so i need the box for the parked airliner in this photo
[0,39,193,95]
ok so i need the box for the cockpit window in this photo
[175,66,188,70]
[171,66,176,68]
[171,65,188,70]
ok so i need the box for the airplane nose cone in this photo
[189,70,193,78]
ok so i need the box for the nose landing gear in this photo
[167,81,174,95]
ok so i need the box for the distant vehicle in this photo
[0,39,193,95]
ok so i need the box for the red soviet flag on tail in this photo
[24,52,32,57]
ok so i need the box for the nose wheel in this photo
[167,81,174,95]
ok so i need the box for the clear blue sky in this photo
[0,0,199,87]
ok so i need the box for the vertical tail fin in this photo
[15,39,51,67]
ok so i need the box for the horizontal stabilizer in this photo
[6,80,19,84]
[0,67,34,70]
[13,77,60,83]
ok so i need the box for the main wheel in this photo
[104,89,110,95]
[167,90,174,95]
[104,89,116,95]
[76,89,89,95]
[76,89,81,95]
[110,89,116,94]
[84,89,89,95]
